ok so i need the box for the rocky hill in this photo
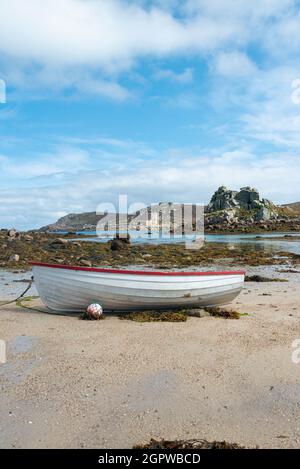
[205,186,296,231]
[39,186,299,233]
[39,212,104,232]
[206,186,286,222]
[40,203,190,232]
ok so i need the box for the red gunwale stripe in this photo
[30,262,245,277]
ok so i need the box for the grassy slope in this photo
[282,202,300,215]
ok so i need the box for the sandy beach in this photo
[1,266,300,449]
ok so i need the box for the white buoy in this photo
[86,303,103,320]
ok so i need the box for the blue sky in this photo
[1,0,300,229]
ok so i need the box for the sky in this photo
[1,0,300,230]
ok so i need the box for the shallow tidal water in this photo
[0,270,37,300]
[61,230,300,255]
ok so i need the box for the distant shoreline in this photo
[46,222,300,236]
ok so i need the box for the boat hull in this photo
[31,264,245,313]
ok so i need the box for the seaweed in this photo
[16,295,39,306]
[245,275,288,282]
[278,269,300,273]
[0,228,297,269]
[204,307,243,319]
[80,312,105,320]
[134,438,246,449]
[119,307,246,321]
[119,310,188,322]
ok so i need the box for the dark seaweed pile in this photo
[119,307,243,322]
[134,438,246,449]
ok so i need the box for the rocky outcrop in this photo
[207,186,239,212]
[205,186,294,230]
[207,186,272,213]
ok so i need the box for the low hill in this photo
[39,212,103,232]
[281,202,300,215]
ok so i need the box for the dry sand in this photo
[0,266,300,449]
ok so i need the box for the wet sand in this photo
[0,267,300,448]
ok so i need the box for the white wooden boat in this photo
[31,262,245,313]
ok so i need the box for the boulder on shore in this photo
[8,228,20,239]
[254,207,272,222]
[49,238,69,246]
[110,234,131,251]
[9,254,20,262]
[80,259,92,267]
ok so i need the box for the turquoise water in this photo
[52,230,300,255]
[206,233,300,255]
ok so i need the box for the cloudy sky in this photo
[1,0,300,229]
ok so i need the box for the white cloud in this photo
[1,1,300,228]
[0,0,299,101]
[76,77,132,101]
[243,112,300,147]
[154,68,194,84]
[235,66,300,148]
[0,145,90,179]
[213,51,257,77]
[264,10,300,56]
[1,140,300,229]
[0,0,239,70]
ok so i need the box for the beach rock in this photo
[207,209,237,225]
[142,253,152,259]
[49,238,69,250]
[23,234,33,241]
[8,228,20,239]
[254,207,272,221]
[110,236,130,251]
[80,259,92,267]
[54,258,65,264]
[50,238,69,245]
[186,309,211,318]
[9,254,20,262]
[71,241,81,247]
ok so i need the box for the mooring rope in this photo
[0,275,35,306]
[0,275,73,315]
